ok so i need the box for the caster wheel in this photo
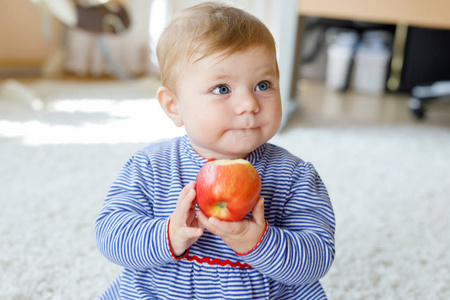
[408,97,425,120]
[411,108,425,119]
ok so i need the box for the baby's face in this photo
[174,45,282,159]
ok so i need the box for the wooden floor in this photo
[284,79,450,129]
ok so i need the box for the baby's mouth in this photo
[231,125,257,130]
[228,127,259,135]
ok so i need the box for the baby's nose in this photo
[234,91,260,114]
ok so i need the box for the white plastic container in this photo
[351,31,393,94]
[352,43,391,94]
[325,31,358,91]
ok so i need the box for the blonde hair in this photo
[156,2,278,89]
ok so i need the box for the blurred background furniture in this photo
[287,0,450,121]
[28,0,132,80]
[409,81,450,119]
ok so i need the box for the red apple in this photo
[195,159,261,221]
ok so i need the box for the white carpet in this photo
[1,79,449,299]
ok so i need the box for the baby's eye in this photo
[255,81,270,91]
[212,85,230,95]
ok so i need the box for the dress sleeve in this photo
[241,162,336,285]
[95,151,173,270]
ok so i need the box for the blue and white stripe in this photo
[96,135,335,299]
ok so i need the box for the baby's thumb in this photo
[252,197,265,224]
[185,227,203,239]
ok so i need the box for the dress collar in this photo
[181,135,266,167]
[181,135,209,167]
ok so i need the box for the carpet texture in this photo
[1,79,449,299]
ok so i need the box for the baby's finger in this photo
[179,187,196,214]
[195,210,209,231]
[196,210,239,236]
[197,214,229,236]
[171,183,195,226]
[176,182,195,208]
[191,216,204,230]
[174,189,196,227]
[182,226,203,239]
[251,197,265,225]
[186,205,197,225]
[208,217,244,236]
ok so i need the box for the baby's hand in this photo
[196,197,266,254]
[169,182,204,257]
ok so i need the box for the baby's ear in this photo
[157,86,183,127]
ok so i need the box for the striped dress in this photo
[96,135,335,299]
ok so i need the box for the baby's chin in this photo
[217,139,264,158]
[225,126,275,144]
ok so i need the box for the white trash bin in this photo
[325,30,359,91]
[352,31,392,94]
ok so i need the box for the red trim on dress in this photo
[185,255,253,269]
[168,218,255,269]
[235,221,268,256]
